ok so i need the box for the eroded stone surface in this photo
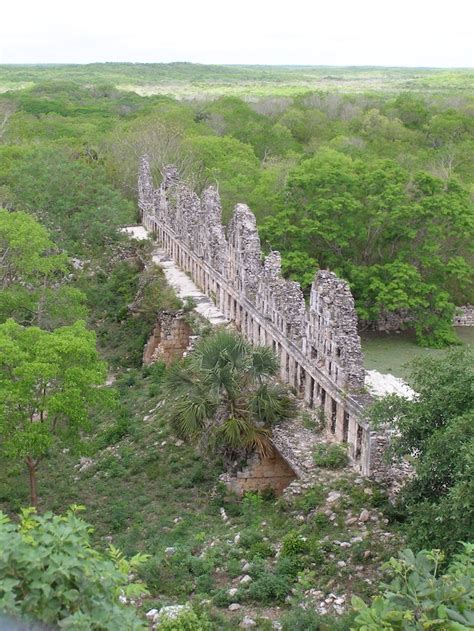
[137,158,393,478]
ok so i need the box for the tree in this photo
[0,209,87,328]
[260,149,473,346]
[0,146,135,256]
[0,506,148,630]
[352,545,474,630]
[0,319,111,506]
[368,348,474,554]
[185,135,260,220]
[163,330,294,465]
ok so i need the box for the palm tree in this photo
[163,330,294,465]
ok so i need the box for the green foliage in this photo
[281,530,310,557]
[260,149,473,346]
[0,146,135,256]
[156,607,213,631]
[0,319,111,504]
[0,209,87,328]
[0,507,148,629]
[369,348,474,555]
[281,608,355,630]
[352,545,474,630]
[163,330,294,461]
[313,443,349,469]
[247,572,292,604]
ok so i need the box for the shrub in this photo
[247,540,274,560]
[281,608,355,630]
[294,487,325,513]
[212,588,235,607]
[239,528,264,549]
[352,545,474,629]
[0,507,148,629]
[281,530,309,557]
[275,555,303,579]
[157,607,213,631]
[247,573,292,604]
[313,443,348,469]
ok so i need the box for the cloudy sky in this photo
[2,0,473,67]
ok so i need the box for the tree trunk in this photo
[26,457,38,508]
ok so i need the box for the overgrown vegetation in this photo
[164,330,294,464]
[0,506,149,629]
[1,69,473,345]
[369,348,474,557]
[0,65,472,628]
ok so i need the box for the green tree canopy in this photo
[0,146,135,256]
[0,319,112,505]
[368,348,474,555]
[260,149,474,346]
[0,208,87,328]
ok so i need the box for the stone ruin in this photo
[143,310,193,366]
[138,156,383,478]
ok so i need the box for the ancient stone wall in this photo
[223,451,297,496]
[138,157,379,475]
[453,305,474,326]
[375,305,474,332]
[143,310,192,366]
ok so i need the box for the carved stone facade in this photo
[138,157,379,475]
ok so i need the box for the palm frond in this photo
[214,415,273,457]
[250,346,279,379]
[251,383,296,426]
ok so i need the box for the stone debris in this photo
[359,509,370,522]
[241,616,257,628]
[76,457,94,473]
[152,605,188,624]
[228,603,241,611]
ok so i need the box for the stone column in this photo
[280,349,288,383]
[334,404,345,442]
[304,374,314,407]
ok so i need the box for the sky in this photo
[2,0,473,67]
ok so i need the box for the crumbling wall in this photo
[223,451,297,496]
[143,310,192,366]
[138,157,377,476]
[453,305,474,326]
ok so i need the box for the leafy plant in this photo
[313,443,348,469]
[0,319,112,505]
[352,545,474,630]
[163,330,294,463]
[0,507,148,629]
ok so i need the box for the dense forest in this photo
[0,66,473,629]
[0,68,473,345]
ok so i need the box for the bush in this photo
[281,530,309,557]
[247,573,292,604]
[293,487,325,513]
[281,608,355,630]
[0,507,148,629]
[247,540,274,560]
[313,443,348,469]
[239,528,264,549]
[157,607,213,631]
[352,545,474,629]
